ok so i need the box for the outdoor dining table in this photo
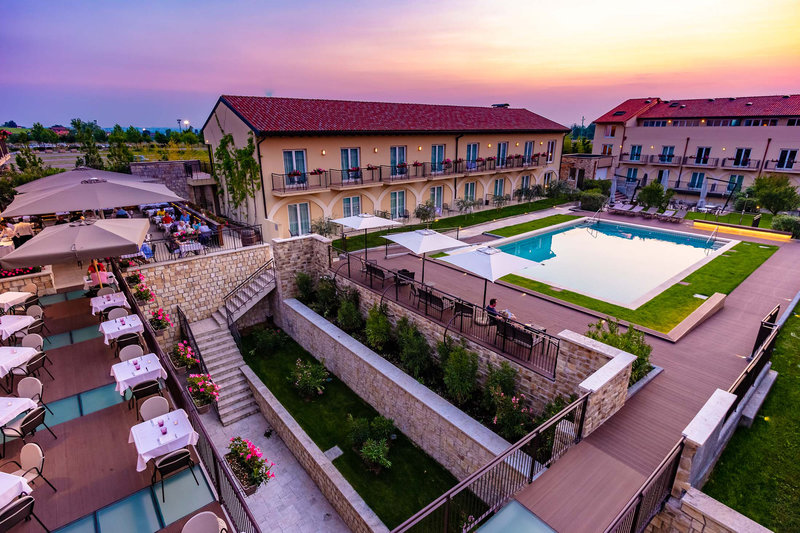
[90,292,130,315]
[129,408,199,472]
[110,355,167,396]
[0,472,32,508]
[0,315,35,342]
[0,292,32,313]
[99,314,143,345]
[83,272,117,290]
[0,397,37,427]
[0,347,38,381]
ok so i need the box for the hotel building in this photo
[592,95,800,206]
[201,96,568,238]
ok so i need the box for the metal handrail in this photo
[176,305,210,375]
[222,259,274,302]
[705,225,719,245]
[223,259,275,349]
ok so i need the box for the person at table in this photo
[191,220,201,231]
[156,207,166,217]
[140,242,154,260]
[54,215,68,225]
[87,262,106,274]
[12,219,34,248]
[180,211,191,223]
[161,212,174,225]
[1,223,15,241]
[486,298,499,316]
[116,207,130,218]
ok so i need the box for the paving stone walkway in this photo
[200,411,349,533]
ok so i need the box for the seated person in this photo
[180,211,191,223]
[140,242,154,259]
[87,262,106,274]
[156,208,166,217]
[116,207,129,218]
[1,223,15,241]
[486,298,499,316]
[69,212,82,222]
[161,213,174,224]
[54,216,68,225]
[192,221,201,231]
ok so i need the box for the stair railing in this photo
[222,259,275,349]
[177,305,210,375]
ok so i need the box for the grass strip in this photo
[685,211,773,228]
[489,214,582,237]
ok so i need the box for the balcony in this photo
[763,160,800,173]
[328,168,381,189]
[669,179,703,194]
[619,154,647,164]
[648,154,680,166]
[270,171,329,195]
[382,163,430,182]
[720,158,761,170]
[682,156,719,168]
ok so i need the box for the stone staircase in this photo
[613,191,628,203]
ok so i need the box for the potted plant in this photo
[309,168,325,175]
[287,170,302,177]
[396,162,408,168]
[133,283,154,305]
[486,156,496,161]
[170,341,200,374]
[441,158,452,168]
[226,437,275,496]
[412,160,423,167]
[149,308,173,335]
[187,373,220,414]
[126,270,145,287]
[366,164,378,170]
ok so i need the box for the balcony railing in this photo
[142,225,264,264]
[619,154,646,164]
[720,158,760,170]
[328,168,380,187]
[648,154,679,165]
[763,160,799,173]
[270,171,328,193]
[682,156,719,168]
[669,179,703,193]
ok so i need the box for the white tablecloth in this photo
[83,272,117,290]
[110,355,167,395]
[0,397,36,427]
[0,316,35,341]
[0,292,32,312]
[90,292,130,315]
[0,347,38,378]
[0,472,32,508]
[129,409,199,472]
[178,241,203,256]
[99,314,143,345]
[0,241,14,259]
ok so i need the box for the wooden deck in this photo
[345,214,800,531]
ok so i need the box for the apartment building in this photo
[201,96,568,238]
[592,95,800,206]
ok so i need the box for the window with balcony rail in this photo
[776,149,798,169]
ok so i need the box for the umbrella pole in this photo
[483,279,487,308]
[93,259,103,289]
[364,229,368,261]
[421,252,426,283]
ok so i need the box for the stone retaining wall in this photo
[276,298,510,480]
[242,366,388,533]
[130,160,194,201]
[647,488,769,533]
[0,267,55,295]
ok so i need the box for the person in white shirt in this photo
[12,219,34,248]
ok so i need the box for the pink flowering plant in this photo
[490,387,532,441]
[125,271,145,286]
[171,341,200,368]
[0,266,42,279]
[227,437,276,487]
[187,373,220,406]
[149,308,174,330]
[133,283,155,303]
[290,358,329,398]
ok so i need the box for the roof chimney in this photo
[491,103,510,108]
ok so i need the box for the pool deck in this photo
[348,210,800,532]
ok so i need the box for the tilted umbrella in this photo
[1,177,184,218]
[14,167,155,194]
[439,246,537,306]
[331,213,402,260]
[0,219,149,270]
[383,228,466,282]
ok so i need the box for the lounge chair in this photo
[657,210,676,221]
[610,204,632,214]
[670,209,687,222]
[629,205,645,216]
[642,207,659,218]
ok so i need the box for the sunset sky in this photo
[2,0,799,129]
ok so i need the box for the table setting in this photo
[0,471,32,509]
[90,291,130,315]
[83,272,117,290]
[0,292,32,313]
[128,409,199,472]
[99,314,143,345]
[110,355,167,395]
[0,315,35,342]
[0,347,38,380]
[0,397,37,427]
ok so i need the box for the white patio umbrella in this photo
[383,228,466,282]
[14,167,154,194]
[439,246,537,306]
[331,213,402,260]
[1,177,184,218]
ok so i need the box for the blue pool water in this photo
[497,220,730,307]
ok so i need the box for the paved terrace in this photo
[342,210,800,532]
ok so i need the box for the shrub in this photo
[397,317,431,378]
[370,416,395,441]
[295,272,315,304]
[733,190,758,213]
[414,200,437,224]
[290,358,329,398]
[772,214,800,238]
[360,438,391,471]
[579,190,607,211]
[491,387,532,441]
[483,361,517,411]
[250,327,287,355]
[532,394,575,427]
[337,299,363,333]
[545,179,571,198]
[636,181,674,210]
[443,343,479,406]
[581,179,611,195]
[585,319,653,385]
[346,414,372,448]
[365,304,392,352]
[436,335,455,367]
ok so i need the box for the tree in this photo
[180,130,198,145]
[106,128,134,173]
[73,121,104,169]
[414,200,437,225]
[154,131,168,144]
[2,121,18,128]
[636,181,674,210]
[125,126,142,144]
[751,174,800,215]
[14,145,45,176]
[213,126,262,223]
[30,122,47,142]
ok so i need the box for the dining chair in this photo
[114,332,142,358]
[140,396,170,421]
[0,442,57,492]
[0,495,49,532]
[25,305,43,320]
[20,334,43,352]
[107,308,129,320]
[181,511,229,533]
[14,319,44,344]
[1,407,57,458]
[129,379,162,419]
[152,448,198,502]
[8,353,52,392]
[97,287,115,297]
[119,344,144,362]
[17,377,52,415]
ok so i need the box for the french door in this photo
[287,203,310,236]
[283,150,306,185]
[463,182,476,201]
[390,146,406,175]
[466,143,479,170]
[430,186,443,210]
[343,196,360,217]
[431,144,445,172]
[341,148,360,179]
[496,142,508,167]
[390,190,406,219]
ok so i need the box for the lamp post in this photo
[176,119,182,132]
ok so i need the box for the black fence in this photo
[392,393,589,532]
[176,305,210,376]
[142,225,263,264]
[113,261,262,533]
[332,250,560,379]
[223,259,275,350]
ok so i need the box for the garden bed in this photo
[242,329,457,529]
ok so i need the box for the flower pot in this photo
[135,299,147,307]
[194,400,212,415]
[153,327,166,337]
[225,453,259,496]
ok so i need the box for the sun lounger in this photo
[657,210,676,221]
[629,205,645,216]
[610,204,632,214]
[642,207,659,218]
[670,209,687,222]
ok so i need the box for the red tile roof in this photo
[639,94,800,119]
[594,98,660,124]
[214,95,569,135]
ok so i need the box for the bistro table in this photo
[177,241,204,257]
[0,397,36,427]
[110,355,167,396]
[99,314,143,345]
[0,316,35,342]
[0,347,38,382]
[129,409,199,472]
[83,272,117,290]
[0,292,32,313]
[0,472,32,508]
[90,292,130,316]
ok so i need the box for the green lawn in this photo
[489,214,582,238]
[331,197,568,251]
[503,241,777,332]
[685,211,774,229]
[242,330,456,529]
[703,304,800,532]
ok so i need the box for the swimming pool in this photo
[496,219,735,308]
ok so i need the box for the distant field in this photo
[7,146,209,169]
[2,127,30,134]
